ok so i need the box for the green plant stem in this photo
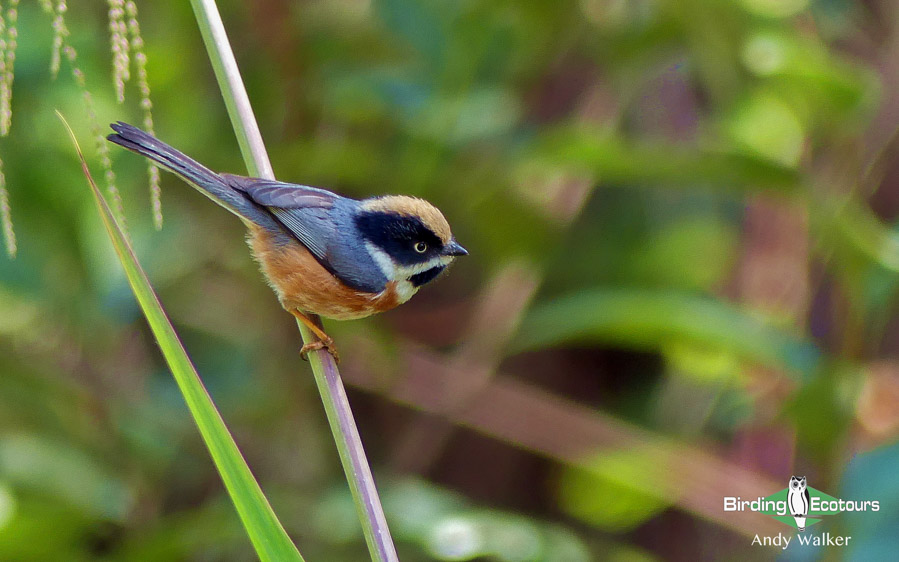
[188,1,398,560]
[189,0,272,179]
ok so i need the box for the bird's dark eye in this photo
[414,242,428,253]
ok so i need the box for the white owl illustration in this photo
[788,475,810,531]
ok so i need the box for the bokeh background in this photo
[1,0,898,560]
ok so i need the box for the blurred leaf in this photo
[557,449,678,532]
[541,526,595,562]
[740,29,878,131]
[382,479,468,538]
[412,88,521,144]
[529,127,800,191]
[724,90,805,166]
[539,191,741,297]
[376,0,448,68]
[515,288,822,378]
[0,434,132,521]
[111,494,251,562]
[785,365,857,465]
[0,496,96,561]
[0,483,13,529]
[629,216,739,291]
[663,341,740,383]
[828,197,899,274]
[738,0,809,19]
[321,478,596,561]
[425,514,543,562]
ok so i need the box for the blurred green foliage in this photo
[0,0,898,559]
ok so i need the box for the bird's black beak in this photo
[443,240,468,256]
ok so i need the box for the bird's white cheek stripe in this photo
[361,243,418,303]
[365,242,398,280]
[365,242,454,282]
[394,257,451,279]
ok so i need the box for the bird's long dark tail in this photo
[107,122,273,228]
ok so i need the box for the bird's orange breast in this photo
[248,226,401,320]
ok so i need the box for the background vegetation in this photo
[1,0,898,559]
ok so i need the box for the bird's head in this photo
[356,196,467,289]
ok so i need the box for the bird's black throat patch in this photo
[409,265,446,287]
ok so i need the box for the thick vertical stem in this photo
[187,1,398,559]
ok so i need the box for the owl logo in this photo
[788,476,810,531]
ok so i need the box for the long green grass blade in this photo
[59,113,304,561]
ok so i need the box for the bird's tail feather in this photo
[107,122,271,227]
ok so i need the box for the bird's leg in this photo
[289,309,340,363]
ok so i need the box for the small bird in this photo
[107,122,467,361]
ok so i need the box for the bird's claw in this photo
[300,338,340,363]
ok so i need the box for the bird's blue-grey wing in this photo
[224,175,339,261]
[223,176,386,293]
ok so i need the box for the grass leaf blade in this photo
[58,112,303,562]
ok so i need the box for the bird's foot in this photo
[300,338,340,363]
[290,309,340,363]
